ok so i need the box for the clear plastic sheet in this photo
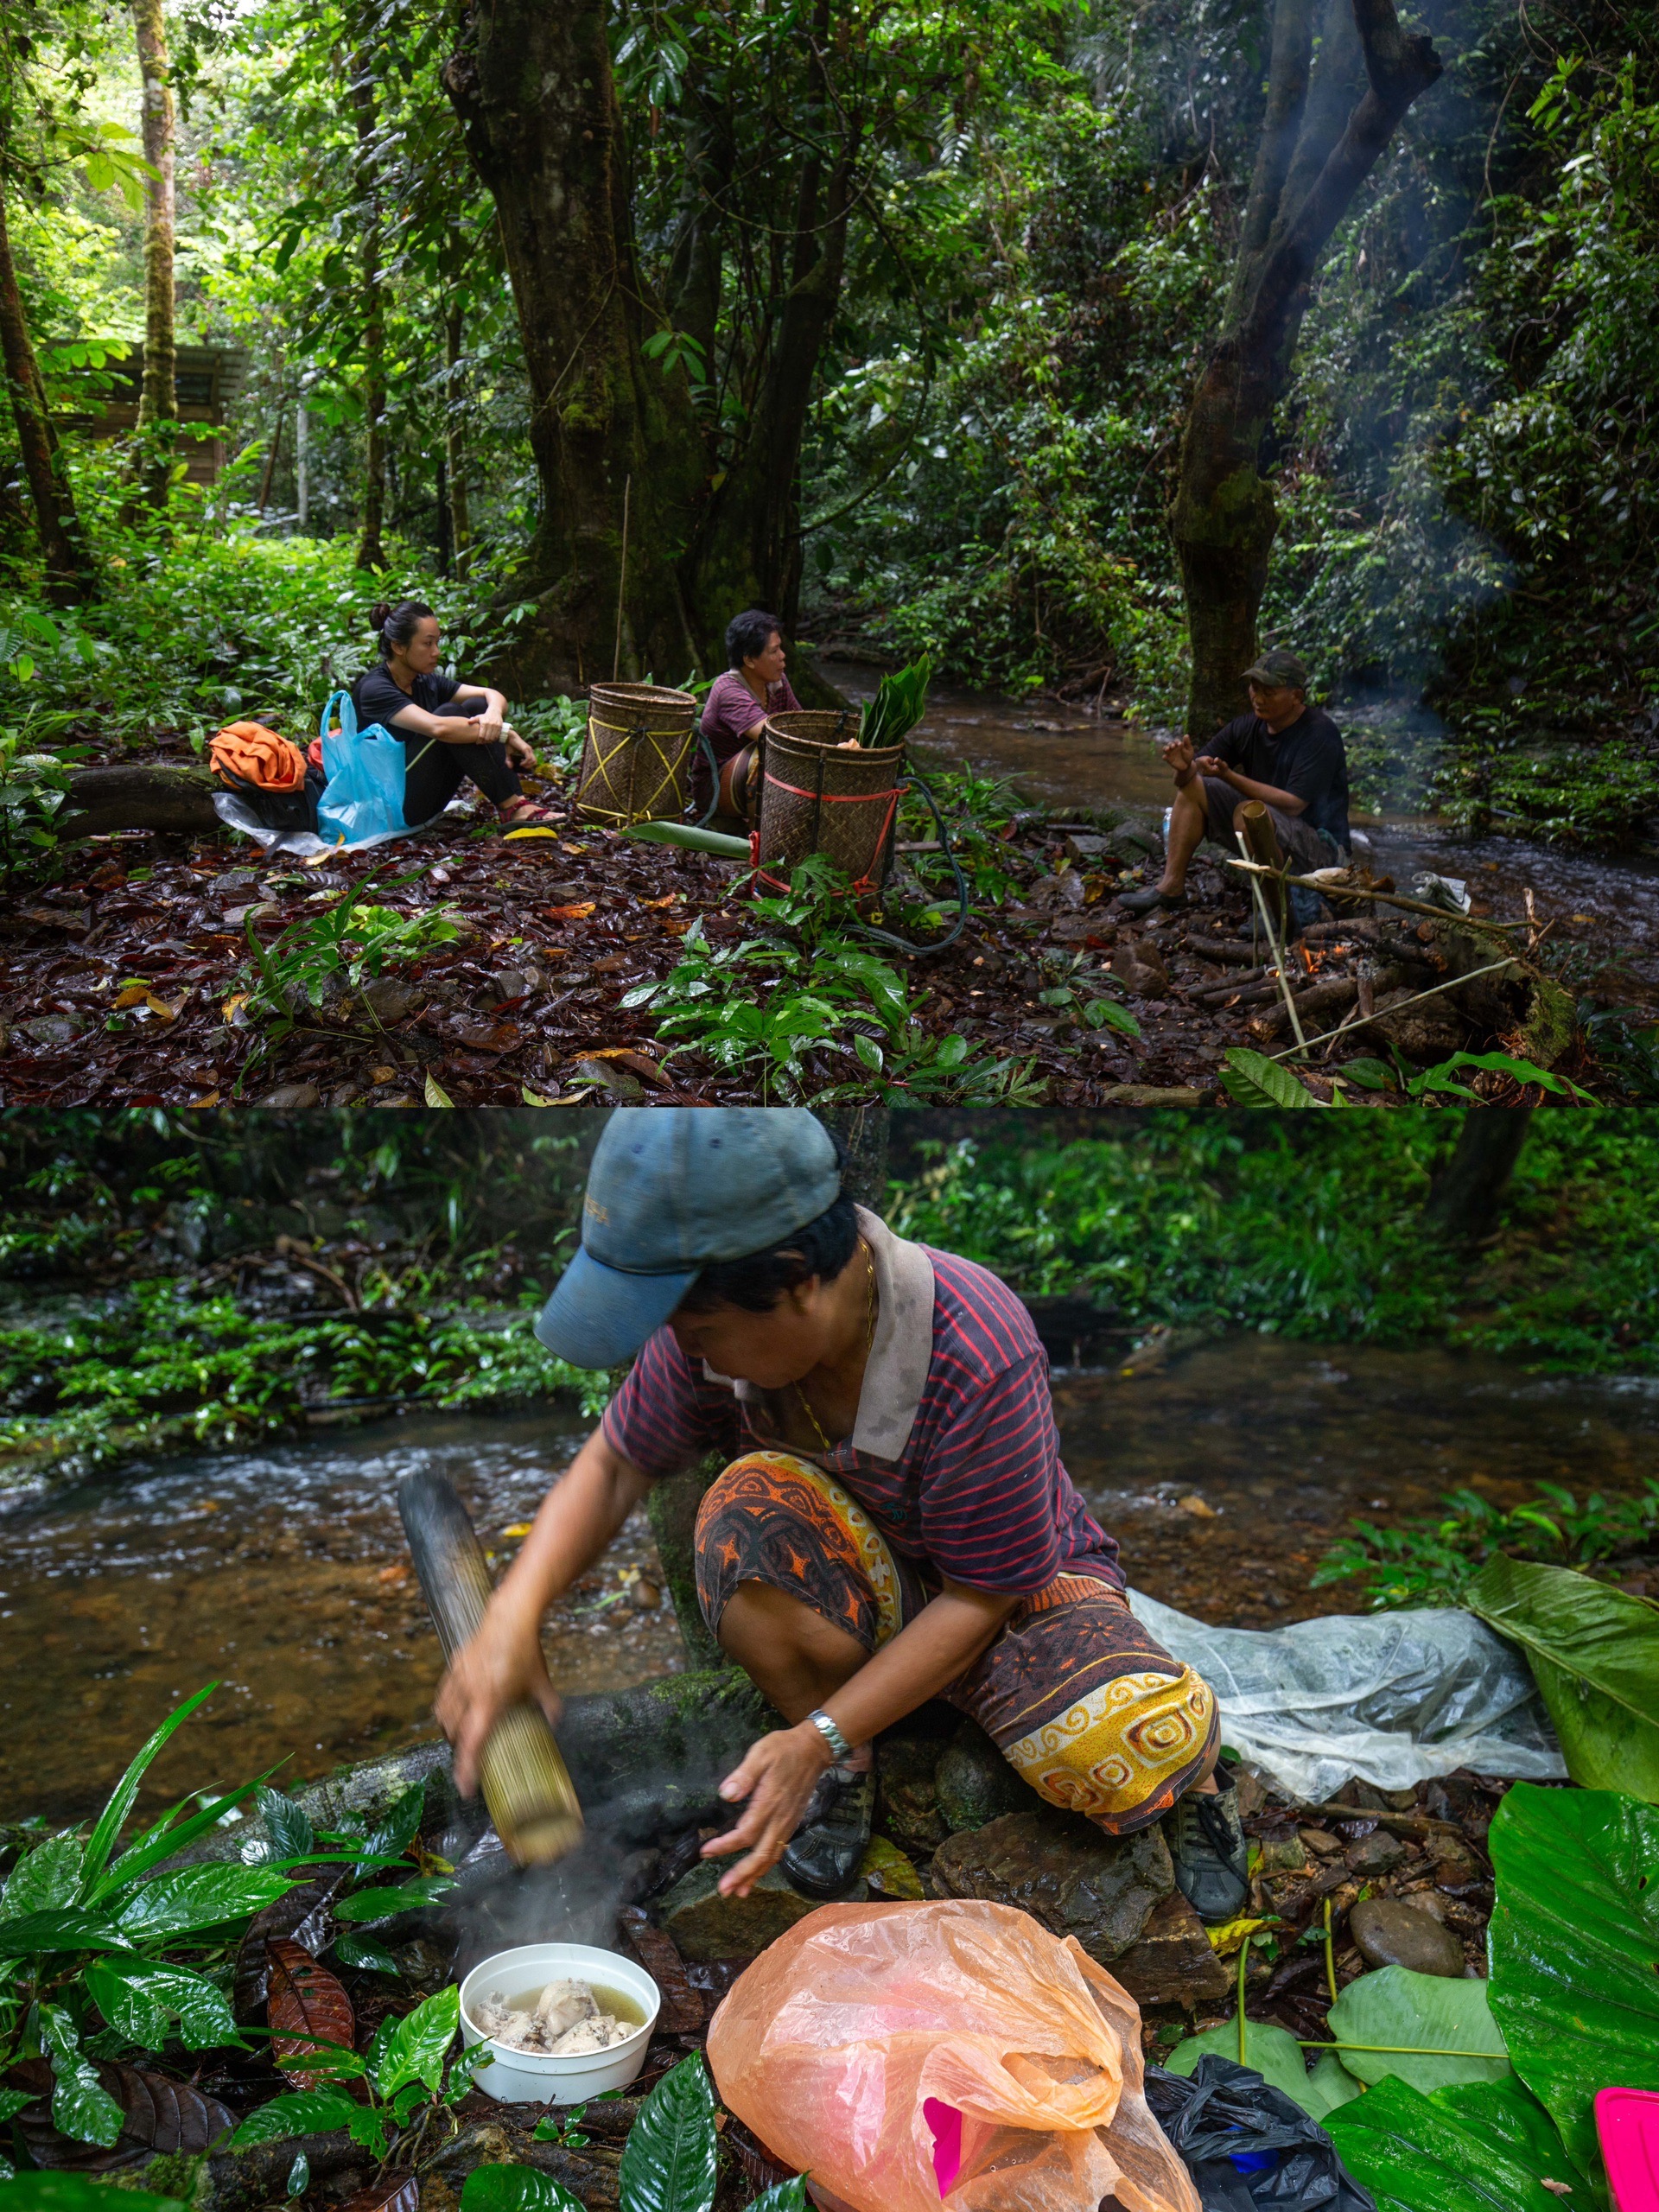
[212,790,452,856]
[706,1898,1199,2212]
[1128,1589,1565,1803]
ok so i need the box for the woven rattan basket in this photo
[755,719,906,892]
[575,683,699,826]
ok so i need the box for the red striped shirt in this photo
[602,1245,1120,1596]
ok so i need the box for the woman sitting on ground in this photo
[699,607,803,818]
[353,600,554,830]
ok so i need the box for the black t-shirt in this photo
[1208,705,1350,850]
[353,665,487,737]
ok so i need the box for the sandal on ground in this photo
[1162,1764,1249,1923]
[781,1763,874,1898]
[1118,882,1187,917]
[497,800,558,831]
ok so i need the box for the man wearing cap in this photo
[1121,647,1351,916]
[433,1109,1249,1923]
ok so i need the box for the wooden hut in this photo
[62,343,249,485]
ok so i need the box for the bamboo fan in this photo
[397,1471,583,1866]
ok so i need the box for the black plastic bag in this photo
[1145,2056,1376,2212]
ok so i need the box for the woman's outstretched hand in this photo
[433,1608,563,1798]
[505,729,536,772]
[700,1724,833,1897]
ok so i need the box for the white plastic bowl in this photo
[458,1942,661,2105]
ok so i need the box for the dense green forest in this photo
[3,1106,1654,1484]
[1,0,1656,837]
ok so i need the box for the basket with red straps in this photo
[753,717,904,893]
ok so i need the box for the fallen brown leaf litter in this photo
[0,781,1612,1106]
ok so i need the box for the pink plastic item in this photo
[1599,2088,1659,2212]
[706,1897,1199,2212]
[924,2101,963,2197]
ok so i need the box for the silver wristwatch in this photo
[806,1707,852,1762]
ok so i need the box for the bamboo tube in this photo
[397,1471,583,1866]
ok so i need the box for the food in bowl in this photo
[471,1976,645,2056]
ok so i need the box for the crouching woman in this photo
[433,1109,1247,1918]
[354,600,554,830]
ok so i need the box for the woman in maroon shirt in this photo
[699,609,802,817]
[433,1109,1247,1920]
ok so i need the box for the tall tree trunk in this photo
[351,38,387,572]
[130,0,177,506]
[442,306,472,575]
[1420,1109,1534,1246]
[1168,0,1441,734]
[0,162,92,602]
[681,6,854,644]
[443,0,706,691]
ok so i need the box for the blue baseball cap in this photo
[535,1109,842,1368]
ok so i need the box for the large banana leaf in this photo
[1487,1781,1659,2180]
[1325,1964,1510,2093]
[1464,1555,1659,1800]
[1164,2018,1359,2120]
[1325,2075,1592,2212]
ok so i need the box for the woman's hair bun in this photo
[368,601,393,632]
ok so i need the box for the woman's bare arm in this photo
[432,1426,651,1792]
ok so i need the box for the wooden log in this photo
[1248,975,1359,1040]
[57,761,219,839]
[1184,935,1261,965]
[1237,800,1287,938]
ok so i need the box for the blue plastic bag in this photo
[315,688,410,846]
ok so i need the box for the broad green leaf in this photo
[0,2180,187,2212]
[459,2168,585,2212]
[89,1770,267,1898]
[1338,1056,1397,1090]
[1220,1047,1323,1108]
[0,2094,32,2126]
[366,1984,458,2099]
[618,2053,717,2212]
[37,2005,123,2148]
[1085,996,1141,1037]
[82,1685,219,1887]
[230,2089,364,2149]
[1325,2075,1586,2212]
[1465,1555,1659,1799]
[747,2184,808,2212]
[1164,2018,1357,2119]
[0,1835,84,1922]
[114,1865,297,1938]
[1325,1963,1509,2092]
[255,1788,316,1864]
[86,1957,239,2050]
[0,1911,129,1958]
[359,1783,424,1868]
[331,1933,400,1974]
[334,1877,455,1923]
[1487,1782,1659,2178]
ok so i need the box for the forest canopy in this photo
[0,0,1654,844]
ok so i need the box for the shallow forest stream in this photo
[8,1338,1656,1828]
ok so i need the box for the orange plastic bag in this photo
[706,1899,1199,2212]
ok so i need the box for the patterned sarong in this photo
[695,1450,1217,1834]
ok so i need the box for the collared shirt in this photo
[601,1208,1120,1596]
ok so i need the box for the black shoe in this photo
[780,1764,874,1899]
[1164,1766,1249,1923]
[1118,883,1185,917]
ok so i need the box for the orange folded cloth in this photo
[210,721,308,791]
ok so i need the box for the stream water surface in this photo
[6,1339,1656,1826]
[820,657,1659,990]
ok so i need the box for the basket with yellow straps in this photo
[574,682,700,827]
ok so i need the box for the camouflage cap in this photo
[1242,648,1310,692]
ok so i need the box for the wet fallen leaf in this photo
[500,1522,533,1538]
[579,1046,671,1087]
[640,893,681,909]
[10,2056,238,2170]
[452,1020,519,1053]
[503,827,561,841]
[520,1085,563,1106]
[424,1072,456,1107]
[545,902,597,920]
[1205,1914,1268,1956]
[145,991,188,1024]
[661,918,691,936]
[369,1066,398,1084]
[188,1091,221,1108]
[267,1938,356,2084]
[112,982,152,1010]
[338,2177,417,2212]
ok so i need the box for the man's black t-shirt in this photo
[1208,706,1351,851]
[353,665,487,736]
